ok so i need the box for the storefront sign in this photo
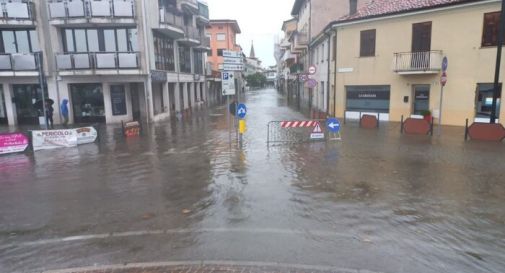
[151,70,167,82]
[111,86,127,116]
[32,129,78,151]
[0,133,29,155]
[75,127,98,145]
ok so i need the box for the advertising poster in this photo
[0,133,29,155]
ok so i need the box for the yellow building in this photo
[314,0,504,126]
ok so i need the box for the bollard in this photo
[377,113,380,128]
[465,118,469,141]
[430,117,434,136]
[400,115,404,134]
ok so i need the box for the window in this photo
[482,12,504,47]
[154,33,175,71]
[179,45,191,73]
[350,0,357,14]
[476,83,501,118]
[217,49,224,56]
[194,51,203,75]
[321,43,325,62]
[0,29,39,53]
[63,28,137,53]
[216,33,226,41]
[332,34,337,61]
[360,29,376,57]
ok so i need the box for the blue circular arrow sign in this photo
[237,103,247,119]
[326,118,341,133]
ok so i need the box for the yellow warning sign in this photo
[239,119,246,134]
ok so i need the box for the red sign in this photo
[440,72,448,86]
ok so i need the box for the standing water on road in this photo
[1,89,504,273]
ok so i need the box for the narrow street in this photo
[1,89,504,273]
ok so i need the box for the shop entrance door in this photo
[70,83,105,123]
[0,86,7,124]
[13,84,47,125]
[413,85,430,115]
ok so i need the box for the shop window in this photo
[476,83,501,118]
[346,85,390,113]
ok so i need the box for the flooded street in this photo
[1,89,505,273]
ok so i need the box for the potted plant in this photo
[420,110,432,123]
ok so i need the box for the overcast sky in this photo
[207,0,294,67]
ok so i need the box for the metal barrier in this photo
[267,119,326,145]
[400,115,434,136]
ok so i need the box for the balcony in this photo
[48,0,135,26]
[55,52,141,75]
[196,1,209,25]
[294,32,308,50]
[393,51,443,75]
[0,0,35,25]
[0,53,39,76]
[158,6,185,38]
[181,0,198,15]
[178,26,201,46]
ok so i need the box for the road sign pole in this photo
[438,85,444,136]
[491,0,505,123]
[36,52,48,130]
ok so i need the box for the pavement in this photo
[1,89,504,273]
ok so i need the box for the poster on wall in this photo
[0,133,29,155]
[32,129,78,151]
[111,86,127,116]
[76,127,98,145]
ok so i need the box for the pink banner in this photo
[0,133,29,155]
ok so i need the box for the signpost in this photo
[237,103,247,119]
[305,79,318,88]
[308,65,317,75]
[220,50,244,146]
[326,118,342,140]
[310,122,325,140]
[222,72,236,96]
[438,56,448,135]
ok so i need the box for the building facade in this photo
[206,19,242,104]
[320,0,504,126]
[0,0,210,126]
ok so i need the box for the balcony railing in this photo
[159,6,184,28]
[48,0,135,20]
[56,52,139,70]
[185,26,200,41]
[0,53,37,71]
[393,51,443,74]
[0,0,34,21]
[200,35,210,48]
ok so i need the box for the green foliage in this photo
[246,73,267,88]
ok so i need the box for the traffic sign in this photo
[305,79,318,88]
[308,65,317,75]
[299,74,309,82]
[222,71,236,96]
[237,103,247,119]
[221,64,244,71]
[223,57,243,64]
[440,72,448,86]
[310,122,325,140]
[326,118,341,133]
[442,56,448,72]
[223,50,241,58]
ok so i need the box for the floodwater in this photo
[0,89,504,273]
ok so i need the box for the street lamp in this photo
[490,0,505,123]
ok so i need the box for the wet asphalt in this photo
[0,88,504,273]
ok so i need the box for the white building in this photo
[0,0,210,126]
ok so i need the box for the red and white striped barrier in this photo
[281,120,319,128]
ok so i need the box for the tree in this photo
[246,73,267,88]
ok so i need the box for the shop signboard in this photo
[32,129,78,151]
[0,133,29,155]
[75,127,98,145]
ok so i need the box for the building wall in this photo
[334,1,505,126]
[207,23,239,71]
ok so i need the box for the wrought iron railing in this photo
[393,51,443,73]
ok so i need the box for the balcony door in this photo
[411,22,432,69]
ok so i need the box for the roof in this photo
[209,19,242,34]
[340,0,476,20]
[291,0,306,16]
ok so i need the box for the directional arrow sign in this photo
[223,50,242,58]
[221,64,244,71]
[237,103,247,119]
[326,118,341,133]
[223,57,243,64]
